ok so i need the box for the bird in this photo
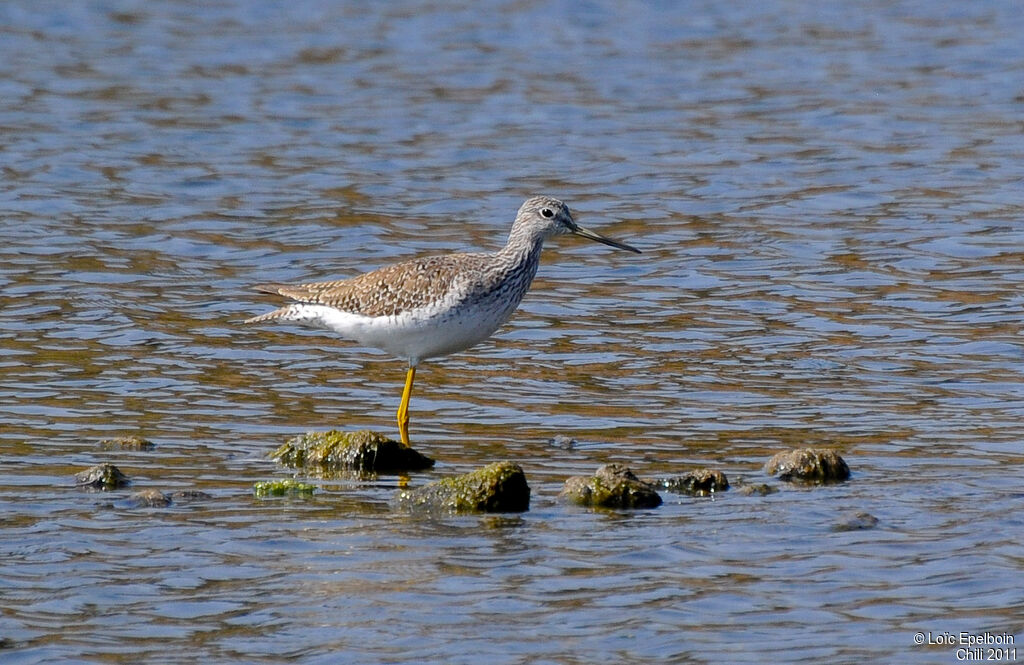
[245,195,640,446]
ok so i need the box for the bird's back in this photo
[252,251,500,320]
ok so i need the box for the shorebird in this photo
[246,195,640,446]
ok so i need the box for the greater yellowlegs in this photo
[246,195,640,446]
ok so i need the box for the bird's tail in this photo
[244,307,293,325]
[245,284,295,324]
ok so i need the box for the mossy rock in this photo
[99,435,155,451]
[75,463,130,490]
[560,463,662,509]
[397,461,530,513]
[765,448,850,484]
[270,429,434,474]
[660,468,729,496]
[253,478,317,498]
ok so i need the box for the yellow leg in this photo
[396,365,416,446]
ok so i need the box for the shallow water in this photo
[2,1,1024,663]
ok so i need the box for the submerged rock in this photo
[834,511,879,531]
[270,429,434,474]
[398,461,530,513]
[169,490,212,503]
[124,489,171,508]
[765,448,850,484]
[560,463,662,509]
[75,463,130,490]
[118,489,210,508]
[660,469,729,497]
[253,479,317,498]
[735,481,779,497]
[547,434,577,450]
[99,435,155,451]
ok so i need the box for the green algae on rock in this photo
[271,429,434,474]
[99,435,155,451]
[660,468,729,497]
[560,463,662,509]
[765,448,850,484]
[397,461,530,513]
[75,463,130,490]
[253,478,317,498]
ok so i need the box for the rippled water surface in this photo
[3,1,1024,663]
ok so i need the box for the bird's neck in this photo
[492,226,545,285]
[498,225,545,266]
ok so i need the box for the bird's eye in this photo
[540,208,554,219]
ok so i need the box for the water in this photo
[2,1,1023,662]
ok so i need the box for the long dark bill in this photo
[572,225,641,254]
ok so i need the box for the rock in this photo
[560,463,662,509]
[75,463,130,490]
[253,479,317,498]
[169,490,212,502]
[547,434,577,449]
[735,482,778,496]
[834,511,879,531]
[764,448,850,484]
[124,489,171,507]
[270,429,434,474]
[99,435,155,451]
[397,461,530,513]
[660,469,729,496]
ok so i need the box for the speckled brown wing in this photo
[253,253,492,318]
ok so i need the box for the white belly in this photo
[285,289,522,364]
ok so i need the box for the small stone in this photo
[560,463,662,509]
[736,482,778,496]
[398,461,530,513]
[765,448,850,484]
[253,479,317,498]
[75,463,130,490]
[834,511,879,531]
[99,435,155,451]
[271,429,434,474]
[547,435,577,449]
[125,489,171,507]
[660,469,729,496]
[169,490,212,502]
